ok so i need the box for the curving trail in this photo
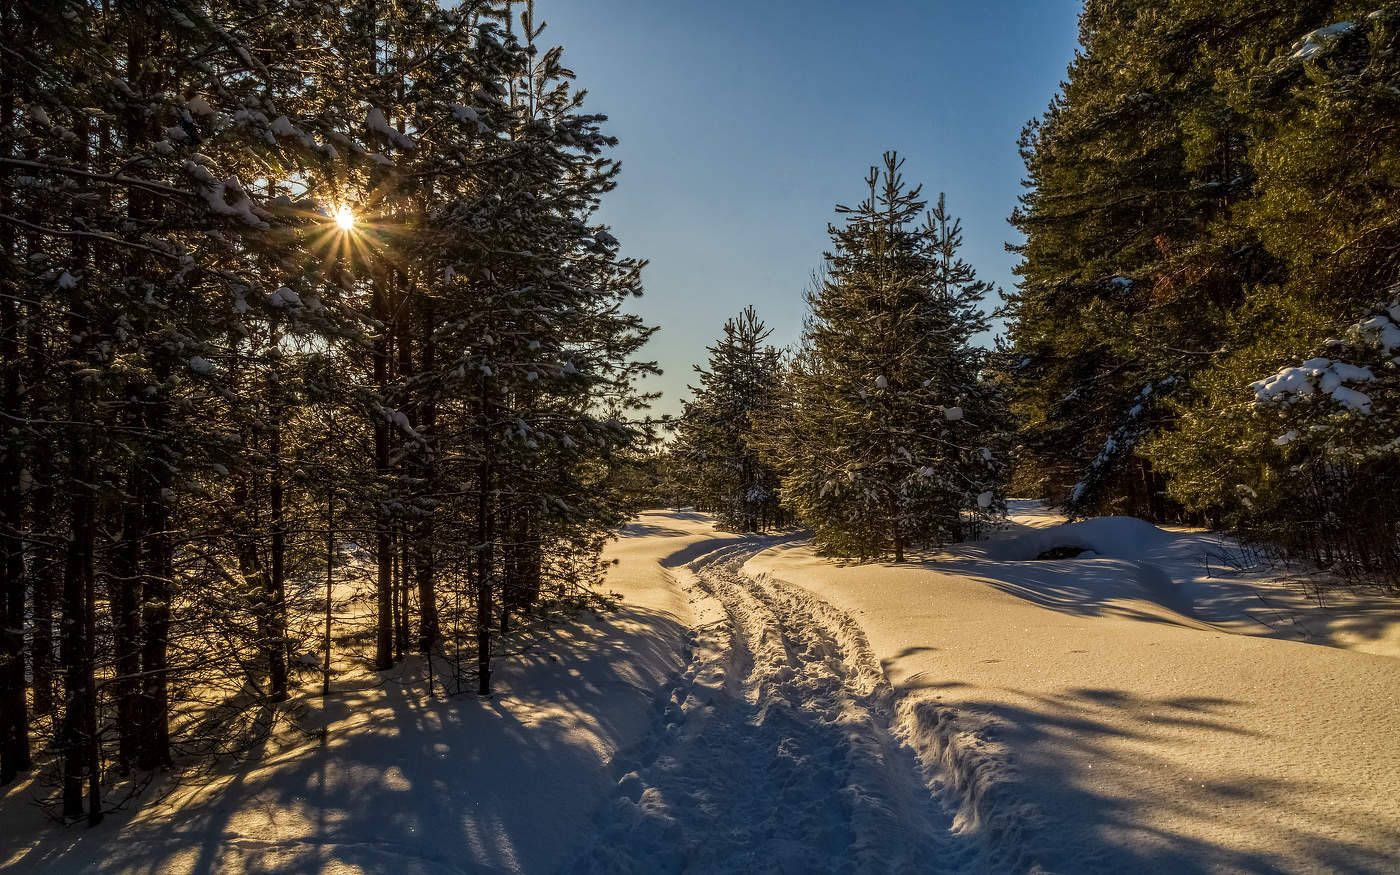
[567,539,964,875]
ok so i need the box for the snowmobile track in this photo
[565,537,963,874]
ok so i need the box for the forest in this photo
[0,0,659,822]
[670,1,1400,591]
[0,0,1397,868]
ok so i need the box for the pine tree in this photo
[756,154,1006,560]
[672,307,784,532]
[1002,0,1307,519]
[1144,7,1400,586]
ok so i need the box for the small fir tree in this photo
[756,153,1006,560]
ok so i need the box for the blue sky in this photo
[541,0,1084,419]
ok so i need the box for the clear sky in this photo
[541,0,1085,419]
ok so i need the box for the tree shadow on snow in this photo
[3,604,692,875]
[905,682,1400,874]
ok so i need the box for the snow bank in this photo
[744,504,1400,873]
[977,514,1174,562]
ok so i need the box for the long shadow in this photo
[1,604,694,875]
[618,521,690,539]
[915,551,1210,629]
[903,683,1400,874]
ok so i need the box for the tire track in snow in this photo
[566,539,962,874]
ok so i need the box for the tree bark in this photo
[60,483,96,820]
[136,366,173,772]
[415,300,438,652]
[109,464,144,775]
[476,384,494,696]
[372,277,394,670]
[267,396,288,702]
[0,0,31,787]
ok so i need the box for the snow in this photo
[0,515,722,874]
[183,161,269,229]
[366,107,417,149]
[187,356,214,375]
[451,103,491,133]
[944,406,963,421]
[6,507,1397,873]
[571,534,953,873]
[1290,21,1356,60]
[1251,302,1400,416]
[1356,305,1400,356]
[266,286,301,308]
[268,115,298,136]
[875,374,889,389]
[1251,356,1375,412]
[745,501,1400,872]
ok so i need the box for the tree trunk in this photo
[60,104,99,820]
[267,400,288,702]
[397,527,410,659]
[109,464,144,776]
[30,475,56,717]
[0,0,30,786]
[372,278,394,670]
[415,300,438,652]
[889,495,904,563]
[60,477,96,820]
[136,374,173,772]
[476,384,494,696]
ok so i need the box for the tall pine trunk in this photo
[415,300,438,652]
[30,469,56,718]
[110,465,144,775]
[0,0,31,786]
[136,386,173,772]
[60,483,97,821]
[476,385,494,696]
[59,105,101,823]
[372,277,394,670]
[267,396,288,701]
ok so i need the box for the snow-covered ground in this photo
[745,501,1400,873]
[3,504,1398,873]
[0,515,736,874]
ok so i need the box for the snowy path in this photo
[568,539,960,875]
[5,509,1396,874]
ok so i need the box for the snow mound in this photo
[978,515,1176,563]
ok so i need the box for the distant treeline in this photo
[0,0,655,822]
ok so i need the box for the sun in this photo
[333,205,356,231]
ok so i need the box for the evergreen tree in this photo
[1003,0,1301,519]
[672,306,784,531]
[756,154,1006,560]
[1144,8,1400,587]
[0,0,659,822]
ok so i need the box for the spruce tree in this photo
[672,306,784,531]
[757,154,1005,560]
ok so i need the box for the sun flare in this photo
[333,206,356,231]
